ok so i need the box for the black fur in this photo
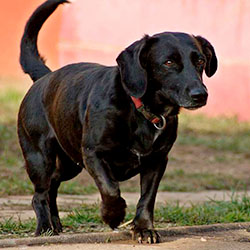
[18,0,217,241]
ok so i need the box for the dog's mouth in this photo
[184,105,202,110]
[161,96,207,112]
[183,101,207,110]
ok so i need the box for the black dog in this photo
[18,0,217,243]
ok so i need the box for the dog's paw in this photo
[131,227,160,244]
[51,215,63,234]
[101,197,127,229]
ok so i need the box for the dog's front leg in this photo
[83,150,126,229]
[132,153,168,243]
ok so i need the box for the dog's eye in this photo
[165,60,174,66]
[197,58,205,67]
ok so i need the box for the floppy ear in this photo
[195,36,218,77]
[116,35,155,98]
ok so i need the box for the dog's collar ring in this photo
[131,96,167,130]
[153,115,166,130]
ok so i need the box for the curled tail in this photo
[20,0,69,82]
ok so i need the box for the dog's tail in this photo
[20,0,69,82]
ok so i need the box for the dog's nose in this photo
[189,88,208,103]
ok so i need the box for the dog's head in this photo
[117,32,217,115]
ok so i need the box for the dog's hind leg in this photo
[18,125,57,236]
[49,148,83,233]
[48,177,62,234]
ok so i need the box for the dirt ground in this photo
[5,239,250,250]
[170,144,250,178]
[2,223,250,250]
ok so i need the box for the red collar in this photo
[131,96,161,124]
[131,96,143,109]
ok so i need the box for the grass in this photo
[178,113,250,154]
[0,87,250,195]
[159,169,247,192]
[0,193,249,238]
[0,218,36,239]
[154,193,250,227]
[0,89,30,195]
[59,182,98,195]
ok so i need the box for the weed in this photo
[178,113,250,153]
[0,218,36,239]
[0,194,249,238]
[154,192,250,226]
[159,169,248,192]
[59,182,97,195]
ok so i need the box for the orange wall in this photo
[1,0,250,120]
[0,0,63,78]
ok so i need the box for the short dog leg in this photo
[32,190,52,236]
[48,179,62,234]
[83,152,126,229]
[26,152,55,236]
[49,151,83,234]
[19,129,56,236]
[132,153,168,243]
[27,154,54,236]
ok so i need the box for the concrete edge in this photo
[0,222,249,248]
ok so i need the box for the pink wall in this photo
[56,1,250,120]
[0,0,63,78]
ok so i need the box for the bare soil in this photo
[2,223,250,250]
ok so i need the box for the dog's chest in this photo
[128,115,178,162]
[130,120,160,154]
[107,131,170,181]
